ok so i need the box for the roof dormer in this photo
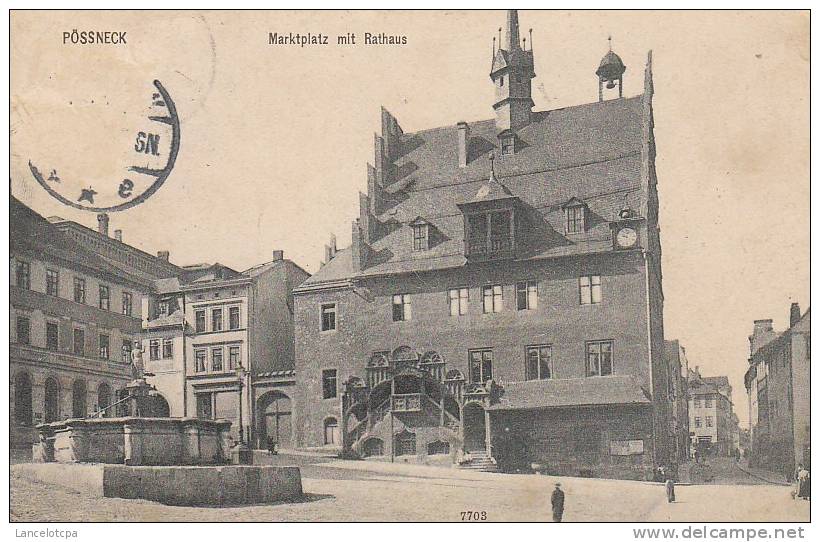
[409,216,431,252]
[561,197,588,234]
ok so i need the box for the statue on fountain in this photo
[130,341,155,381]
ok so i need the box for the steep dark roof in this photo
[487,375,651,411]
[10,196,149,288]
[301,96,646,288]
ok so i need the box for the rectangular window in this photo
[228,345,241,370]
[467,214,489,255]
[195,349,207,372]
[16,261,31,289]
[705,397,713,408]
[162,339,173,359]
[322,369,338,399]
[469,349,493,383]
[526,345,552,380]
[16,316,30,345]
[448,288,469,316]
[99,334,110,359]
[482,285,503,313]
[694,417,702,428]
[566,206,585,234]
[211,347,224,372]
[73,328,85,356]
[149,339,160,361]
[73,277,86,304]
[516,281,538,311]
[321,303,337,331]
[501,135,515,155]
[586,340,613,377]
[694,398,701,408]
[122,340,132,363]
[211,308,223,332]
[46,269,59,296]
[412,224,428,251]
[706,416,714,428]
[392,294,412,322]
[579,275,602,305]
[195,310,206,333]
[229,306,241,330]
[46,322,59,351]
[157,300,170,316]
[122,292,133,316]
[99,285,110,311]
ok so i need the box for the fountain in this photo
[24,344,302,505]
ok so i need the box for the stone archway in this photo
[257,391,293,449]
[150,393,171,417]
[14,372,32,426]
[463,402,487,452]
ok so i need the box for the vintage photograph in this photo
[7,8,811,525]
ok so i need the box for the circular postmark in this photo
[28,79,180,212]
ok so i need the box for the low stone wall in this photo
[14,463,303,506]
[34,417,233,466]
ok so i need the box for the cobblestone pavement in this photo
[10,455,811,522]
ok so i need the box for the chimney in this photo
[457,121,470,168]
[329,234,337,258]
[114,229,123,242]
[749,319,777,356]
[157,251,170,262]
[790,302,801,328]
[272,250,284,262]
[97,213,109,236]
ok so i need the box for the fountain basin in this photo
[34,417,233,466]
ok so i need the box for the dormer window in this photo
[412,224,428,251]
[562,197,588,234]
[498,130,516,155]
[410,217,431,251]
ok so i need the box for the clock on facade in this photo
[615,226,638,249]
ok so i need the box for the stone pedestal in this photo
[231,443,253,465]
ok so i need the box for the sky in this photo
[10,10,809,424]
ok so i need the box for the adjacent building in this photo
[9,198,160,450]
[141,254,309,446]
[664,340,690,465]
[744,303,810,477]
[687,368,737,457]
[293,10,671,479]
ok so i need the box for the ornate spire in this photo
[503,10,521,51]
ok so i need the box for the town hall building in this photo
[293,10,673,479]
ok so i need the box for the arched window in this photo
[420,351,445,381]
[427,440,450,456]
[97,383,111,418]
[323,417,339,446]
[14,373,32,426]
[72,380,87,418]
[44,378,59,422]
[395,429,416,456]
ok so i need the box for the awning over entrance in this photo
[486,375,651,411]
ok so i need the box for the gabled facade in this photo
[293,10,669,479]
[687,368,736,457]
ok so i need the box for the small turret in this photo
[597,37,626,101]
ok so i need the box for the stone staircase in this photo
[457,449,498,472]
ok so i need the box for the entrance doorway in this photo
[463,402,487,452]
[258,391,292,449]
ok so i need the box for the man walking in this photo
[551,482,565,522]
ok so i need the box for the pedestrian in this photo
[267,436,278,455]
[665,476,676,503]
[551,482,565,522]
[797,466,810,500]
